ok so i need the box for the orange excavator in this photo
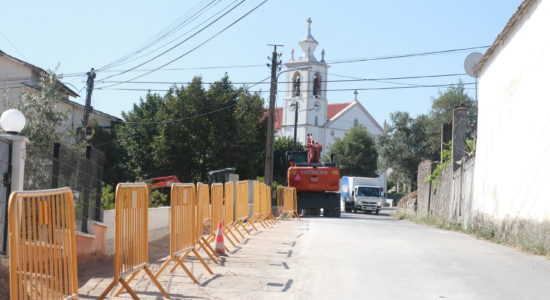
[287,134,341,217]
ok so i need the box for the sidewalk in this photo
[78,219,305,299]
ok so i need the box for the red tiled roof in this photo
[327,102,352,120]
[266,102,352,130]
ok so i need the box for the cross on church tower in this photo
[307,17,312,34]
[354,90,359,101]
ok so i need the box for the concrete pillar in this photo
[1,134,29,192]
[441,122,452,162]
[452,106,468,170]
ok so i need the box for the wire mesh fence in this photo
[24,142,104,233]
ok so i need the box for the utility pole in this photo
[82,68,96,140]
[291,101,299,150]
[264,44,283,187]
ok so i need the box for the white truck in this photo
[340,175,386,214]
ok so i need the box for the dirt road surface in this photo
[78,209,550,299]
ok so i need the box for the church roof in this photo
[268,102,353,130]
[327,102,352,120]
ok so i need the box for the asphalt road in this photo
[294,209,550,300]
[78,209,550,299]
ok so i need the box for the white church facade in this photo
[275,19,383,150]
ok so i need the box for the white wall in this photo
[103,206,171,255]
[474,0,550,222]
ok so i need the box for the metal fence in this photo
[24,143,104,233]
[0,138,10,254]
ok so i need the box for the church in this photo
[274,18,383,151]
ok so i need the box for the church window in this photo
[354,118,359,126]
[315,116,318,126]
[292,72,301,96]
[313,72,321,98]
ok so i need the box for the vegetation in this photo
[328,125,378,177]
[378,83,475,188]
[116,75,266,183]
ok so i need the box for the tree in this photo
[116,75,266,182]
[272,136,304,184]
[329,125,378,177]
[426,82,476,158]
[5,70,73,151]
[4,70,84,189]
[377,112,432,188]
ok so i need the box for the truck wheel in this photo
[334,208,341,218]
[375,209,380,215]
[344,207,351,213]
[323,208,333,217]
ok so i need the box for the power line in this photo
[95,73,467,85]
[103,0,242,70]
[327,46,489,65]
[79,45,488,79]
[96,0,250,82]
[97,0,220,72]
[97,82,475,93]
[0,30,28,61]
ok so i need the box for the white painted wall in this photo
[103,206,171,256]
[473,0,550,222]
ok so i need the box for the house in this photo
[274,19,383,149]
[0,50,121,133]
[473,0,550,223]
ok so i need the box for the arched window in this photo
[292,72,301,97]
[354,118,359,126]
[315,115,318,126]
[313,72,321,98]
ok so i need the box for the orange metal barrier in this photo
[196,183,217,262]
[276,186,285,216]
[248,181,265,229]
[98,183,170,299]
[208,183,233,250]
[235,181,255,234]
[8,187,79,300]
[223,182,242,244]
[280,187,300,219]
[154,183,213,283]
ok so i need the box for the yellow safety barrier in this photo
[263,185,278,225]
[8,187,79,300]
[235,181,255,234]
[196,183,218,262]
[223,182,242,244]
[208,183,232,250]
[154,183,213,283]
[248,181,265,229]
[276,186,285,216]
[98,183,170,299]
[280,187,301,219]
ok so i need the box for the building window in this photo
[292,72,301,97]
[354,118,359,126]
[313,72,321,98]
[331,130,335,137]
[315,116,318,126]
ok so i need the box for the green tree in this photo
[5,70,73,151]
[426,82,476,158]
[117,75,266,182]
[377,112,432,188]
[329,125,378,177]
[273,136,304,184]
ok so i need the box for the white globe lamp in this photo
[0,109,26,135]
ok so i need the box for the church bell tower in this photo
[282,18,329,146]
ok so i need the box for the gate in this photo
[0,138,11,254]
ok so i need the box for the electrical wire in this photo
[327,46,489,65]
[96,0,219,72]
[96,0,250,82]
[95,73,467,86]
[97,82,475,93]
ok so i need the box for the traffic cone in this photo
[214,221,226,255]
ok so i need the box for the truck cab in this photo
[352,185,384,214]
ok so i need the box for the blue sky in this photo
[0,0,522,124]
